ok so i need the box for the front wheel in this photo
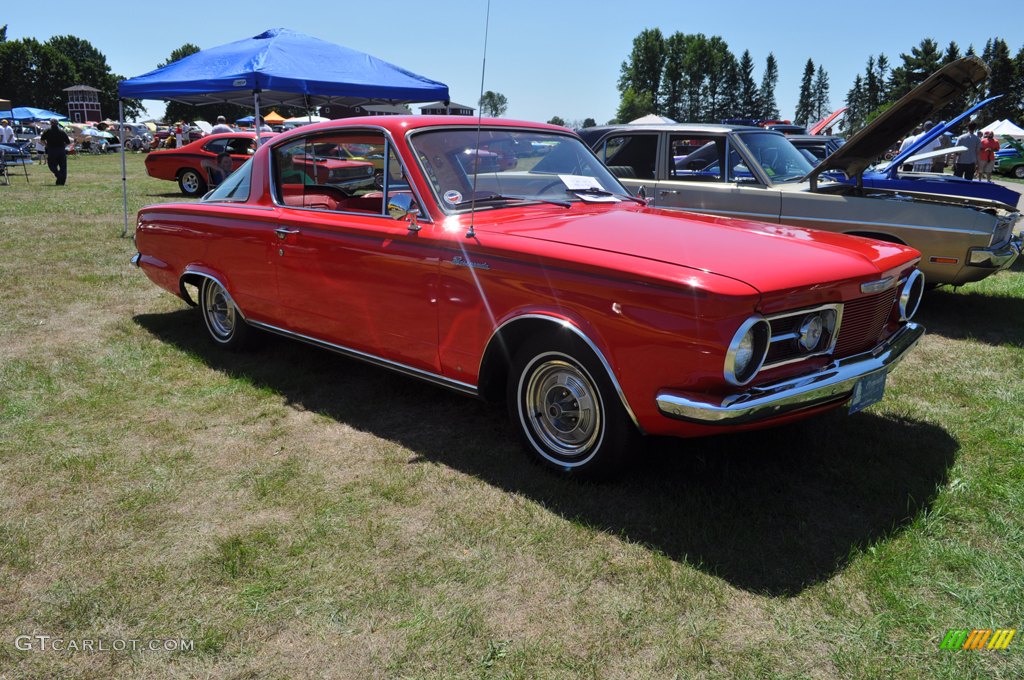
[199,278,250,349]
[507,335,639,478]
[178,168,208,196]
[1014,165,1024,179]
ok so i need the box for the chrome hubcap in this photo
[204,283,235,339]
[182,172,199,192]
[525,359,601,459]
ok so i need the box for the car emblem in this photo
[860,277,895,294]
[451,256,490,270]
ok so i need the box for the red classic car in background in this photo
[145,132,276,196]
[132,116,925,478]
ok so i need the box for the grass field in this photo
[1,154,1022,679]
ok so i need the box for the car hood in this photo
[880,95,1000,175]
[807,56,989,183]
[489,205,916,294]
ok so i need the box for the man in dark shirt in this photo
[40,118,71,185]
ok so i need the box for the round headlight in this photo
[798,314,824,352]
[725,316,771,386]
[899,269,925,321]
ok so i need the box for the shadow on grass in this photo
[136,309,958,596]
[144,192,194,199]
[917,285,1024,346]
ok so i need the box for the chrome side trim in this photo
[246,320,478,397]
[656,322,924,425]
[778,214,991,237]
[483,314,642,432]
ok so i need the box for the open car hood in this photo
[879,95,1001,175]
[805,56,989,184]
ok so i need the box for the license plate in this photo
[849,371,887,414]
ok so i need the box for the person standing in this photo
[40,118,71,185]
[210,115,233,135]
[953,123,981,180]
[0,119,15,145]
[174,122,185,149]
[978,130,1000,182]
[898,126,922,171]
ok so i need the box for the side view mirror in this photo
[387,193,421,231]
[637,185,647,200]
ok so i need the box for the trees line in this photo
[0,26,143,120]
[615,29,1024,132]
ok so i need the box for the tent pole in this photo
[254,91,262,146]
[119,99,130,238]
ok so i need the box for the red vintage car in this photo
[145,132,277,196]
[132,116,925,478]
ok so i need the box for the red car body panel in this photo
[144,132,274,184]
[135,116,924,441]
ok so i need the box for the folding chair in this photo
[0,145,31,184]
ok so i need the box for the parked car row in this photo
[130,57,1018,478]
[579,57,1020,288]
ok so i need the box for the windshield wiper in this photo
[455,193,571,208]
[567,187,647,204]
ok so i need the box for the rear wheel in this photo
[199,278,250,349]
[1014,165,1024,179]
[507,334,638,478]
[178,168,207,196]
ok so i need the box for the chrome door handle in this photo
[275,227,299,239]
[659,189,680,196]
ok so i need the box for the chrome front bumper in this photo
[656,322,925,425]
[967,235,1021,269]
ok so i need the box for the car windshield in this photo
[736,131,815,183]
[408,128,629,212]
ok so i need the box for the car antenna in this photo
[467,0,492,240]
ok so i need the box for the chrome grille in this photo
[991,212,1018,247]
[763,304,840,369]
[833,289,898,357]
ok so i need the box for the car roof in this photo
[581,123,758,136]
[269,115,571,145]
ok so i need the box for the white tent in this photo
[283,114,330,124]
[628,114,677,125]
[981,119,1024,139]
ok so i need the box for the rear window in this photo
[203,157,251,202]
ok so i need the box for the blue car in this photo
[827,95,1020,208]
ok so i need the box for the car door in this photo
[590,131,659,199]
[270,130,442,373]
[651,132,782,224]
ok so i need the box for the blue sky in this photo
[4,1,1022,123]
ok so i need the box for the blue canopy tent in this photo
[0,107,68,122]
[115,28,449,234]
